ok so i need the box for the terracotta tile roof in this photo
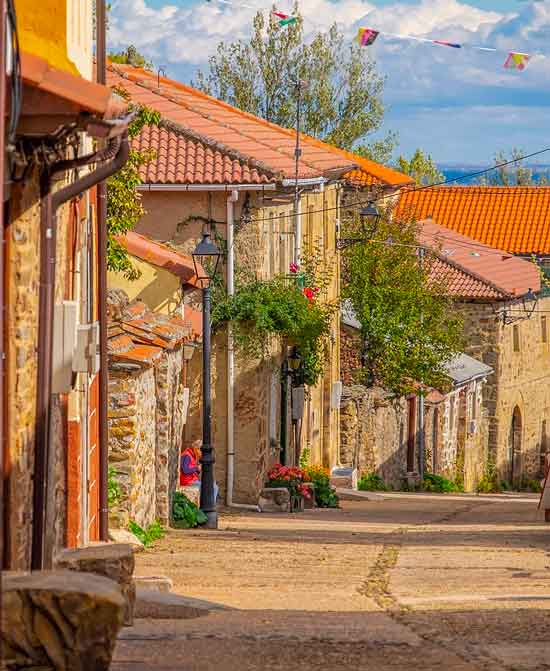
[397,186,550,255]
[108,334,163,367]
[107,63,356,181]
[133,123,275,185]
[420,218,541,300]
[297,138,414,188]
[121,231,202,285]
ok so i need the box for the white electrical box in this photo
[73,322,100,375]
[52,301,78,394]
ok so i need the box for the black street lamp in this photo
[192,230,223,529]
[337,201,382,250]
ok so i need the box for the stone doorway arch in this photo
[509,406,523,487]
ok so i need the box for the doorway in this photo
[509,406,522,487]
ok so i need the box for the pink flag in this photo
[504,52,531,71]
[357,28,379,47]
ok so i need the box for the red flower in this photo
[289,262,299,273]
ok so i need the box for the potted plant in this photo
[266,464,313,512]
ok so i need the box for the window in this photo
[307,204,315,248]
[540,420,548,477]
[542,317,548,344]
[513,325,520,352]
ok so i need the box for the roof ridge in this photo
[428,245,512,299]
[156,117,280,181]
[109,63,345,176]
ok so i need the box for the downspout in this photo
[225,189,237,507]
[32,132,130,570]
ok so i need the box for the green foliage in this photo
[303,465,339,508]
[299,447,311,469]
[193,5,393,156]
[212,273,334,387]
[477,148,549,186]
[128,520,166,548]
[171,491,208,528]
[477,459,500,493]
[421,473,463,493]
[396,149,444,186]
[520,478,542,493]
[358,472,390,491]
[109,45,153,71]
[106,104,161,278]
[107,467,122,508]
[342,211,463,397]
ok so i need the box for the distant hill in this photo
[439,164,550,185]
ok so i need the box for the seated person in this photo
[180,441,219,501]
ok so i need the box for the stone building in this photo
[105,63,414,504]
[2,0,130,570]
[340,217,549,489]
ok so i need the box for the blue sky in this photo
[110,0,550,165]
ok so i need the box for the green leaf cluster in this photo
[212,274,333,386]
[421,473,463,493]
[128,520,166,547]
[395,148,444,186]
[171,492,208,528]
[193,5,394,157]
[107,466,122,508]
[477,148,549,186]
[357,472,390,491]
[303,466,339,508]
[342,211,463,398]
[106,104,161,279]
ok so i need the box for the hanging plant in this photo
[212,269,335,386]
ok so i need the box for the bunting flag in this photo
[356,25,533,72]
[357,28,379,47]
[272,10,297,26]
[504,51,531,71]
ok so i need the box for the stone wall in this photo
[5,170,41,569]
[155,347,185,525]
[108,367,157,529]
[340,386,410,488]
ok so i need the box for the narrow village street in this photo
[113,493,550,671]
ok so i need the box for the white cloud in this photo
[109,0,550,161]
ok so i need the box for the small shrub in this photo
[128,520,166,548]
[299,447,311,470]
[266,464,313,500]
[358,472,389,492]
[477,460,500,493]
[304,465,339,508]
[172,491,208,528]
[520,478,542,493]
[421,473,462,493]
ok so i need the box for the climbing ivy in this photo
[106,94,160,279]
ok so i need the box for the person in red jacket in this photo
[180,443,201,487]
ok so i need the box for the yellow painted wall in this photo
[108,256,184,317]
[15,0,79,74]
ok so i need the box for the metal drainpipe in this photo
[225,189,238,507]
[32,133,130,570]
[0,0,7,571]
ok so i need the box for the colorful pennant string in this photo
[356,26,532,72]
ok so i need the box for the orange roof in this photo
[107,63,356,181]
[398,186,550,255]
[420,219,541,300]
[121,231,202,285]
[299,138,414,188]
[133,122,275,185]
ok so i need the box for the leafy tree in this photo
[396,149,444,186]
[194,6,394,156]
[477,148,548,185]
[109,45,153,71]
[106,89,160,278]
[342,211,463,397]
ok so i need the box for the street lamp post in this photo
[192,230,223,529]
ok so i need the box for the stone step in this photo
[134,576,173,593]
[134,589,232,620]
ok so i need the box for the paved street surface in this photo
[113,493,550,670]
